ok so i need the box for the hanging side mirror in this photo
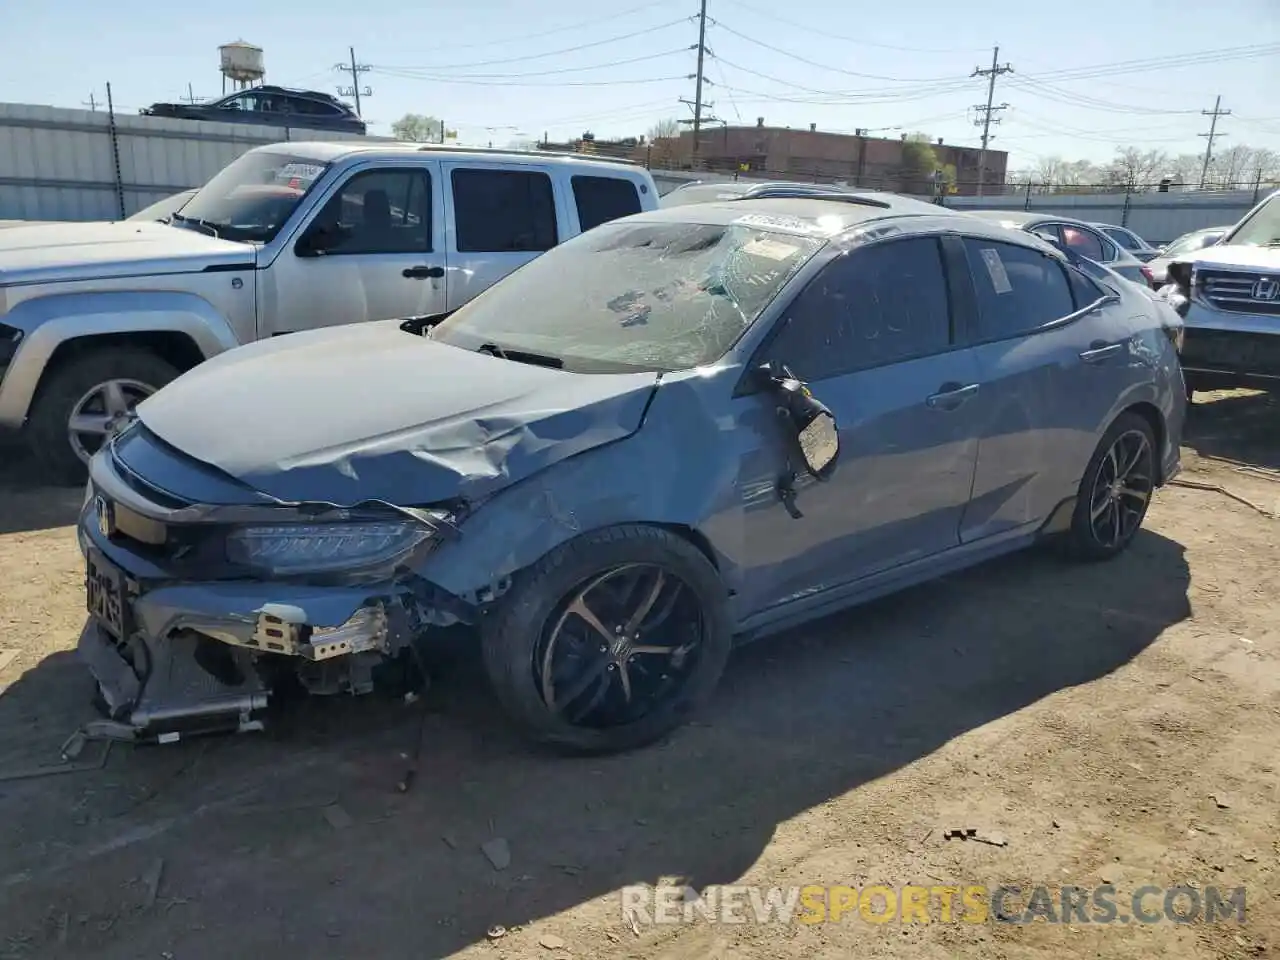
[757,362,840,480]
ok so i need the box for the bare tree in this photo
[648,117,681,140]
[1103,147,1171,189]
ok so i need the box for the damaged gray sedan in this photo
[76,193,1186,754]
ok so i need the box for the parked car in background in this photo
[1162,190,1280,397]
[73,194,1185,753]
[142,86,366,135]
[125,189,198,223]
[1140,226,1228,289]
[965,211,1150,286]
[0,142,658,482]
[1093,222,1160,262]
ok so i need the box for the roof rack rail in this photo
[412,143,641,166]
[733,186,892,208]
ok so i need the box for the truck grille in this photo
[1199,270,1280,316]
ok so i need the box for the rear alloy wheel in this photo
[480,525,732,754]
[1067,412,1157,561]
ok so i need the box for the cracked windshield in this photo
[431,220,824,372]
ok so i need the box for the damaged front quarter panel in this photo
[415,367,749,604]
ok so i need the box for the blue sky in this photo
[2,0,1277,173]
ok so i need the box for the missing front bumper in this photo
[76,621,268,745]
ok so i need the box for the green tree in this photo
[900,134,940,195]
[392,113,442,143]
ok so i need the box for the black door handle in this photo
[403,265,445,279]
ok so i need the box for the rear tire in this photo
[26,348,179,485]
[1065,412,1157,562]
[479,525,732,755]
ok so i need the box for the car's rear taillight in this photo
[1140,264,1155,287]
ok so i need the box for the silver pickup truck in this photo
[0,142,658,481]
[1162,189,1280,398]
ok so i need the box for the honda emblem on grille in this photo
[1252,277,1280,302]
[95,496,116,538]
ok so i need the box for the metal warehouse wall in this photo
[0,102,392,221]
[942,189,1264,245]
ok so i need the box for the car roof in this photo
[966,208,1121,232]
[255,140,647,170]
[622,195,1050,247]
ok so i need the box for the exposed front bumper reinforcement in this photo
[72,620,268,749]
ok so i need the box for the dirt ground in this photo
[0,391,1277,960]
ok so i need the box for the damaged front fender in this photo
[417,369,749,602]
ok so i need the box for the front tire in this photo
[26,348,179,485]
[1066,412,1157,561]
[480,525,732,754]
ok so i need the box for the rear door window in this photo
[572,175,643,231]
[451,168,558,252]
[1060,225,1107,261]
[962,238,1076,340]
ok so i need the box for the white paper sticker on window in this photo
[741,237,802,261]
[980,247,1013,294]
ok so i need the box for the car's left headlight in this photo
[226,518,443,576]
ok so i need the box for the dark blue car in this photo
[75,192,1186,754]
[142,86,365,135]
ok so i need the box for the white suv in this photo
[1162,190,1280,397]
[0,142,658,481]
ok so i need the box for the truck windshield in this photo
[430,219,825,373]
[1224,193,1280,247]
[174,151,330,243]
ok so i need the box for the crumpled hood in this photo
[0,220,252,287]
[135,320,660,506]
[1178,244,1280,272]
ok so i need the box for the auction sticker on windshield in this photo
[741,237,805,261]
[275,162,326,189]
[732,213,838,237]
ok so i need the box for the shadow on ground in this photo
[0,530,1191,959]
[0,440,83,536]
[1184,389,1280,470]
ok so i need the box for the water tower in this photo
[219,41,265,95]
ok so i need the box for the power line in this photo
[1199,95,1231,188]
[369,72,690,88]
[407,0,675,53]
[711,20,958,83]
[335,47,372,117]
[373,18,691,73]
[1029,43,1280,84]
[715,0,982,54]
[373,49,689,81]
[1008,76,1198,116]
[972,45,1014,197]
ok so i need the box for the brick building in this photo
[645,118,1008,197]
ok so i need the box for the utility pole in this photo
[691,0,708,161]
[1198,95,1231,189]
[82,92,98,112]
[971,45,1013,197]
[336,47,373,117]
